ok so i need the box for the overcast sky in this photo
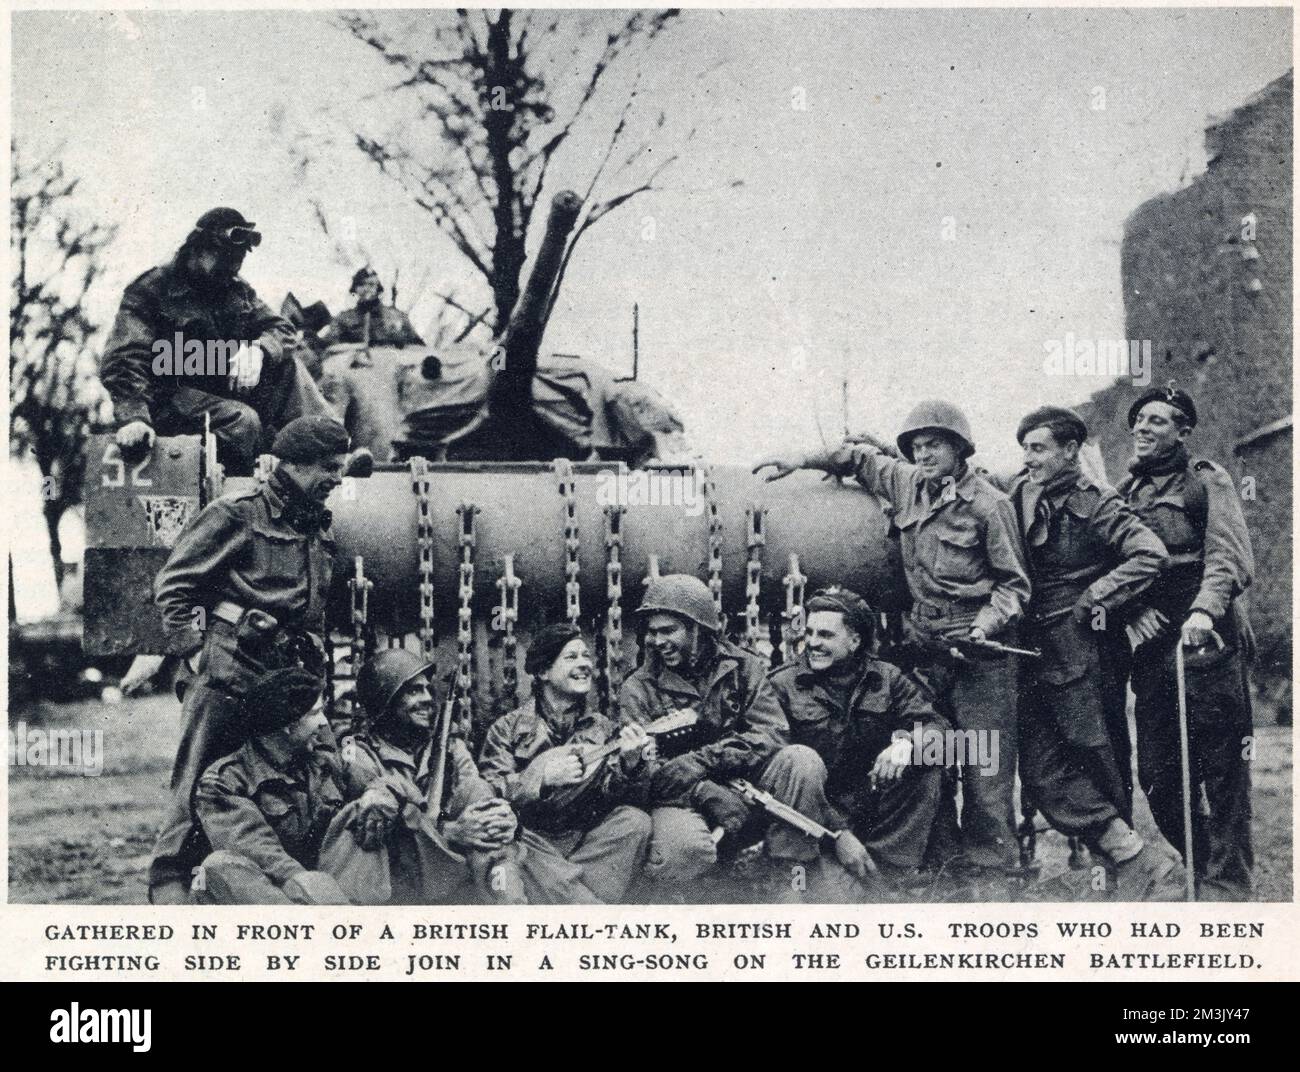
[7,6,1293,614]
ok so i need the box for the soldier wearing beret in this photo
[1008,406,1180,898]
[1118,384,1255,899]
[766,588,955,900]
[147,415,352,903]
[100,208,334,475]
[479,624,656,903]
[192,668,389,904]
[319,267,424,349]
[756,401,1032,888]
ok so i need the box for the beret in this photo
[242,667,323,739]
[271,416,350,463]
[1016,405,1088,445]
[525,622,584,677]
[351,266,381,292]
[805,587,875,642]
[1128,383,1198,428]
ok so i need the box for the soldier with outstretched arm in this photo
[1118,385,1255,899]
[756,401,1032,890]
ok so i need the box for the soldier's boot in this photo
[1111,842,1183,902]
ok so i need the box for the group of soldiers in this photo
[99,208,1256,905]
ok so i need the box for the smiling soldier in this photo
[767,587,954,900]
[756,401,1032,891]
[479,624,656,903]
[1009,406,1180,899]
[1118,385,1256,899]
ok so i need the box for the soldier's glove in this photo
[352,785,401,850]
[283,870,352,905]
[650,754,709,804]
[114,420,155,461]
[692,780,750,837]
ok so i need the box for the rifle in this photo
[728,778,878,875]
[424,696,457,826]
[913,634,1041,661]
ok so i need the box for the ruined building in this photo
[1079,70,1293,713]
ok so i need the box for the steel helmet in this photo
[638,574,722,632]
[896,400,976,461]
[355,648,435,720]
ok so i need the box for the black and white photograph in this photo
[4,2,1295,987]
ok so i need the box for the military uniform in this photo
[101,257,329,473]
[832,442,1031,870]
[328,732,538,905]
[193,738,372,904]
[479,697,654,903]
[319,304,424,348]
[1009,465,1168,845]
[148,468,335,897]
[767,653,952,877]
[1119,444,1255,897]
[619,635,790,883]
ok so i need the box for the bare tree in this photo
[314,8,700,337]
[10,142,117,588]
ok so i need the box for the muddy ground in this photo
[7,691,1293,903]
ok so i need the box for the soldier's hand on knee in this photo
[870,739,911,789]
[230,342,264,392]
[834,831,875,879]
[115,420,155,458]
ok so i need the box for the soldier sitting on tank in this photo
[192,668,397,905]
[319,267,424,350]
[756,402,1032,895]
[766,588,956,901]
[100,207,334,476]
[479,624,656,904]
[334,648,530,905]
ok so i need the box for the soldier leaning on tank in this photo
[319,267,425,349]
[479,624,656,904]
[100,208,333,476]
[617,575,801,889]
[146,416,351,904]
[192,667,396,905]
[333,648,531,905]
[1007,405,1183,899]
[756,401,1033,887]
[766,588,955,901]
[1118,385,1256,900]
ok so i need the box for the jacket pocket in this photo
[248,524,308,587]
[933,524,981,582]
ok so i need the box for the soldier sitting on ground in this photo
[335,648,529,905]
[766,588,956,901]
[479,624,656,904]
[192,668,394,905]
